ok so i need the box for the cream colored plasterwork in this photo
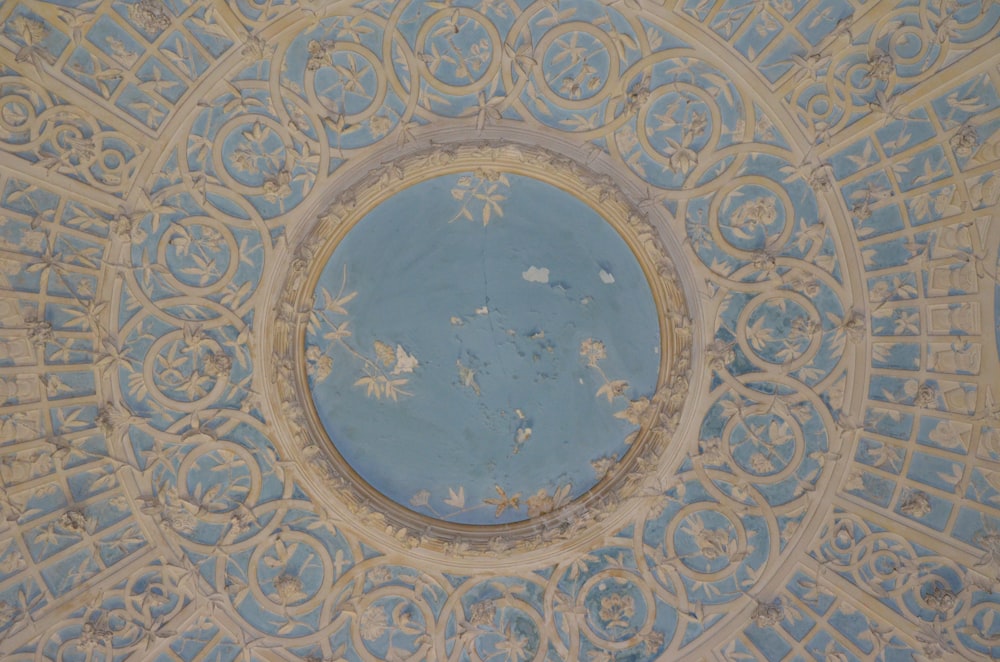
[262,140,694,561]
[0,0,995,659]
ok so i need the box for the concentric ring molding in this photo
[261,138,697,562]
[1,0,995,658]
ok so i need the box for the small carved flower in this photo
[469,599,496,627]
[262,171,292,202]
[58,510,89,534]
[806,167,832,192]
[112,213,146,243]
[699,437,728,466]
[693,526,732,560]
[580,338,606,367]
[198,227,224,252]
[851,200,872,221]
[975,529,1000,573]
[559,76,582,99]
[913,383,937,408]
[162,494,196,533]
[526,488,555,518]
[732,197,777,229]
[306,39,335,70]
[128,0,173,33]
[923,582,956,612]
[839,309,866,342]
[241,34,271,60]
[272,573,306,605]
[597,379,629,403]
[866,50,894,83]
[229,148,257,174]
[79,620,114,649]
[750,250,776,274]
[25,319,53,346]
[950,124,978,158]
[641,628,665,653]
[590,454,618,479]
[625,83,650,114]
[65,137,96,164]
[844,471,865,492]
[367,566,391,585]
[358,605,388,641]
[598,593,635,629]
[202,351,232,377]
[751,601,783,628]
[615,397,650,426]
[792,276,821,298]
[409,489,431,508]
[95,405,125,438]
[900,490,932,518]
[228,511,252,538]
[790,316,820,340]
[705,340,735,369]
[311,354,333,382]
[368,114,392,139]
[475,168,503,182]
[749,453,774,474]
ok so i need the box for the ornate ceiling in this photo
[0,0,996,660]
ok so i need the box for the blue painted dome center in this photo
[305,172,660,525]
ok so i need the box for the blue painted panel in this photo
[306,172,660,524]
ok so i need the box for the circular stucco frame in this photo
[260,133,701,565]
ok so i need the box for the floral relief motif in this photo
[449,170,509,226]
[581,337,648,434]
[449,579,543,662]
[598,592,635,629]
[307,266,418,402]
[0,0,991,659]
[357,598,431,660]
[359,605,389,641]
[409,481,573,523]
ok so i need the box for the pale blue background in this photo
[306,173,660,524]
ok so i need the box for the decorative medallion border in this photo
[261,140,695,561]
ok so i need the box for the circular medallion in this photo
[306,172,660,526]
[267,142,692,555]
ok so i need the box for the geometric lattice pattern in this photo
[0,0,996,660]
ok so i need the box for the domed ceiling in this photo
[0,0,997,659]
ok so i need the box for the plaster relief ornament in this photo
[0,0,995,659]
[265,143,693,554]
